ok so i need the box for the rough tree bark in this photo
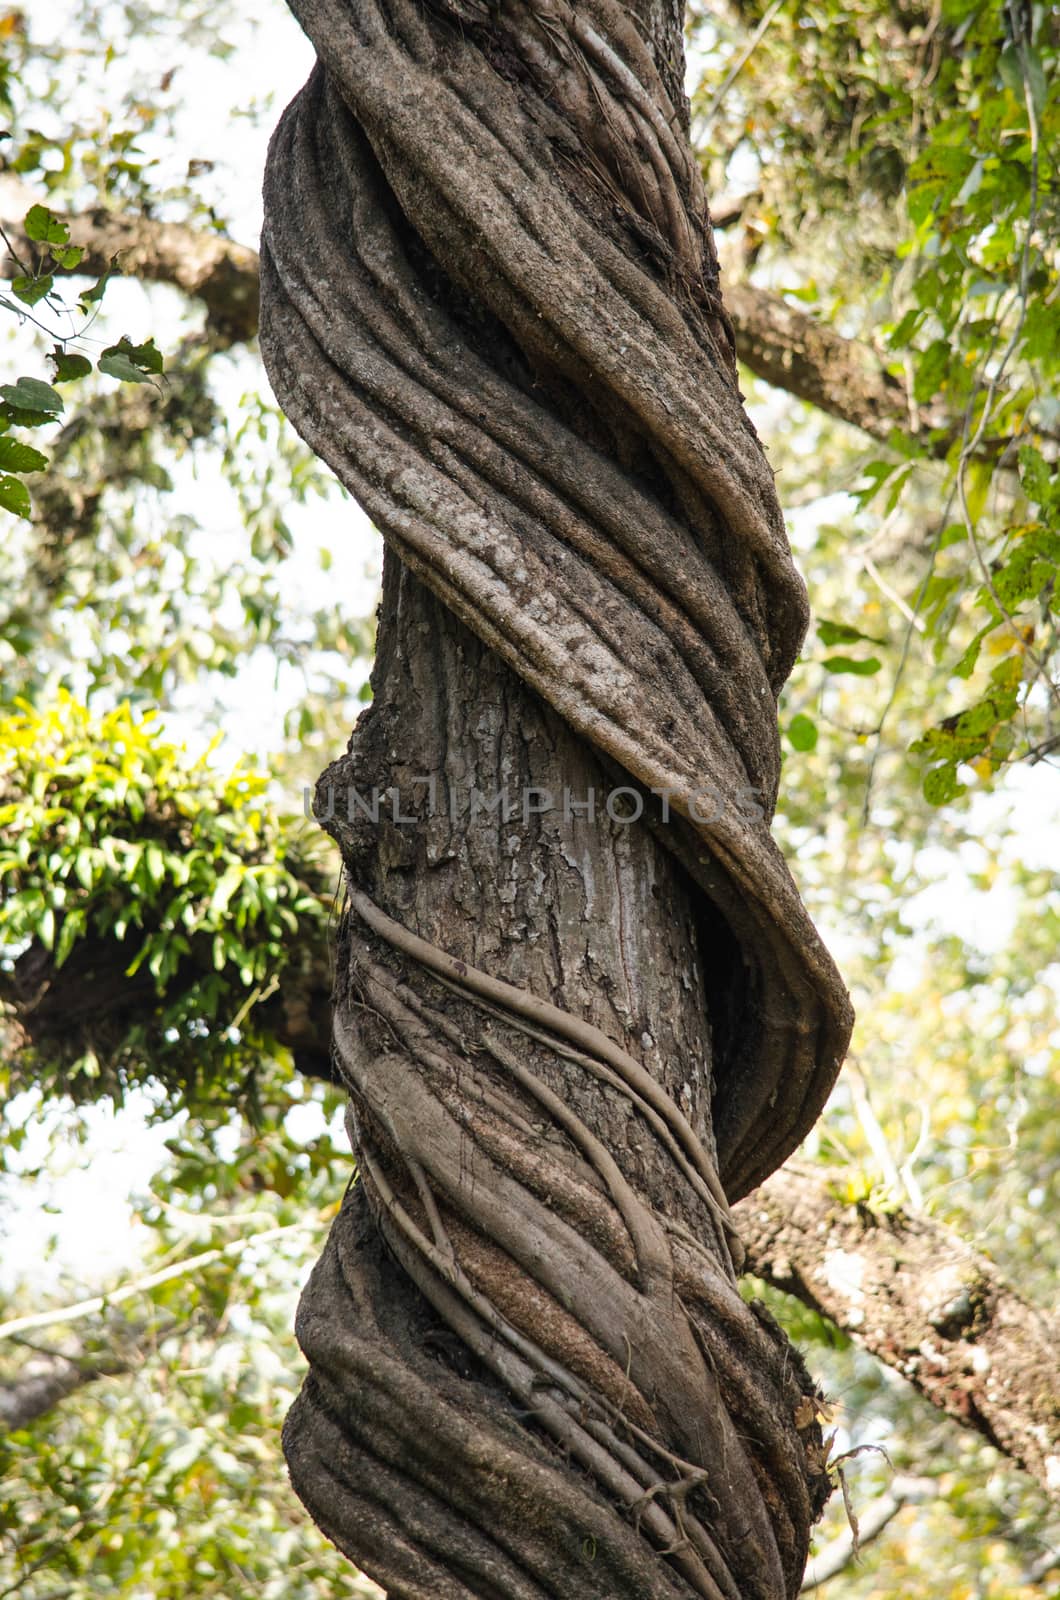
[0,175,958,448]
[258,4,853,1596]
[6,988,1058,1504]
[737,1168,1060,1498]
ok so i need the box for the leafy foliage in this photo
[0,197,170,516]
[0,693,332,1109]
[691,0,1060,801]
[0,1059,378,1600]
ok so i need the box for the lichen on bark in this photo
[260,4,853,1596]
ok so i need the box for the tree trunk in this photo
[259,4,852,1596]
[0,176,976,466]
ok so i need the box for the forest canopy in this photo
[0,3,1058,1597]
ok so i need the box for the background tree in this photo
[1,1,1057,1596]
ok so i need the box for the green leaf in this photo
[73,848,95,891]
[822,655,883,676]
[1022,300,1060,372]
[1018,445,1056,512]
[50,347,93,383]
[124,936,153,978]
[52,244,85,270]
[54,909,86,970]
[921,573,962,637]
[126,336,163,375]
[851,459,898,507]
[989,653,1023,697]
[0,438,47,473]
[98,351,155,384]
[0,376,64,415]
[1024,48,1048,118]
[912,338,952,405]
[818,619,886,648]
[952,628,988,681]
[24,203,69,246]
[78,267,114,309]
[0,406,55,430]
[0,474,31,517]
[99,337,164,384]
[989,526,1060,608]
[787,713,819,752]
[887,308,923,348]
[963,458,992,526]
[955,156,984,206]
[997,44,1022,98]
[210,867,243,917]
[922,762,966,807]
[145,842,166,889]
[12,272,54,306]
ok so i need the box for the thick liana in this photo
[260,4,853,1597]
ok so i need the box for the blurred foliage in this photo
[0,1060,383,1600]
[688,1,1060,1588]
[0,1,373,743]
[0,2,1056,1599]
[798,1335,1060,1598]
[691,0,1060,799]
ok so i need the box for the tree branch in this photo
[799,1475,936,1591]
[0,1348,128,1433]
[0,1313,169,1433]
[0,179,946,449]
[723,280,934,447]
[0,1217,325,1342]
[0,177,258,344]
[1,888,337,1100]
[735,1167,1060,1500]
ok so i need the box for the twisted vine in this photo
[260,3,853,1596]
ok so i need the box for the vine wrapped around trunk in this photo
[260,4,853,1597]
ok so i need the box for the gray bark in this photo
[0,176,956,449]
[737,1167,1060,1500]
[0,1351,120,1432]
[258,4,852,1596]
